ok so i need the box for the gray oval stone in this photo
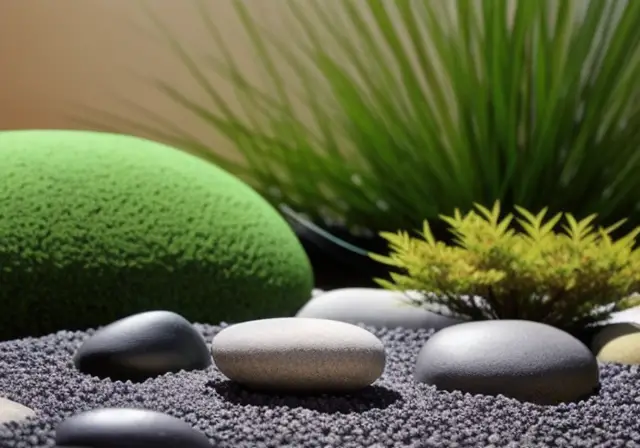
[296,288,462,330]
[0,397,35,424]
[211,317,386,392]
[73,310,212,381]
[54,407,212,448]
[414,320,599,405]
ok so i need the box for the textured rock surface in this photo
[55,407,212,448]
[414,320,599,405]
[0,129,312,340]
[296,288,462,330]
[73,311,212,381]
[591,322,640,364]
[211,317,386,392]
[0,397,35,425]
[1,324,640,447]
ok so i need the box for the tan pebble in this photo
[211,317,386,392]
[591,323,640,364]
[0,397,36,424]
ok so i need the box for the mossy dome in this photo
[0,130,313,340]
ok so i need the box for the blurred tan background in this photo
[0,0,597,157]
[0,0,295,154]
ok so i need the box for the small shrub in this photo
[371,201,640,334]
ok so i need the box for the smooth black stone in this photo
[73,310,212,381]
[55,408,212,448]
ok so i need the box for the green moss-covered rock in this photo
[0,130,313,340]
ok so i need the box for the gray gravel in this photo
[1,323,640,448]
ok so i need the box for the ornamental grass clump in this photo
[371,201,640,334]
[80,0,640,239]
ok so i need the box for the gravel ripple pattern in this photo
[1,323,640,447]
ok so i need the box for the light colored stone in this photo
[0,397,35,424]
[601,305,640,326]
[589,293,640,326]
[296,288,463,330]
[414,320,599,405]
[591,322,640,364]
[211,317,386,392]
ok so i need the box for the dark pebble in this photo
[54,407,212,448]
[73,310,212,381]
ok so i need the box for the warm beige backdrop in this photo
[0,0,294,153]
[0,0,596,153]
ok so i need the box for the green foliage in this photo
[79,0,640,237]
[0,130,313,340]
[371,201,640,332]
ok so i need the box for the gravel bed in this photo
[1,324,640,448]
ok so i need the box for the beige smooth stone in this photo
[0,397,36,424]
[211,317,386,392]
[591,322,640,364]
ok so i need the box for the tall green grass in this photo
[81,0,640,239]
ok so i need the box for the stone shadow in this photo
[205,379,402,414]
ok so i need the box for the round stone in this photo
[211,317,386,392]
[54,407,212,448]
[600,304,640,326]
[73,310,212,381]
[591,323,640,364]
[296,288,462,330]
[414,320,599,405]
[0,397,35,424]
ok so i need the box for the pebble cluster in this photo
[1,324,640,447]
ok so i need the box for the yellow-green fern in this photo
[371,201,640,333]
